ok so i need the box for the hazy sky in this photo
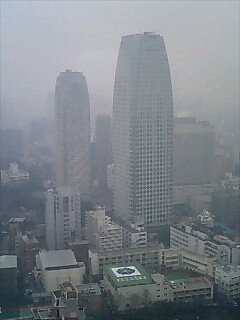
[1,0,239,127]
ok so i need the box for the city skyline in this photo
[1,1,239,128]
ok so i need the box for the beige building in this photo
[86,206,123,251]
[36,250,85,292]
[215,265,240,300]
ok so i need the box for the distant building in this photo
[18,231,40,273]
[55,70,91,199]
[45,187,81,250]
[174,117,215,186]
[1,162,29,184]
[215,265,240,299]
[107,163,113,190]
[8,217,28,252]
[86,206,123,251]
[36,250,85,292]
[95,114,112,188]
[0,255,18,298]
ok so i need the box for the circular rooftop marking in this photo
[116,267,135,275]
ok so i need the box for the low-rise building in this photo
[170,222,240,265]
[77,283,103,317]
[36,250,85,292]
[103,263,169,310]
[18,231,40,272]
[215,265,240,300]
[1,162,29,184]
[169,276,213,303]
[0,255,18,299]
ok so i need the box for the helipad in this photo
[104,262,154,288]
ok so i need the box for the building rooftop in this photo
[76,283,102,296]
[163,269,200,282]
[39,250,78,269]
[92,243,164,257]
[22,234,40,245]
[170,277,211,291]
[104,262,154,288]
[0,255,17,269]
[9,217,26,224]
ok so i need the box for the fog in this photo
[1,0,239,128]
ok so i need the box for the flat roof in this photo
[163,269,200,281]
[105,262,153,288]
[0,255,17,269]
[77,283,101,296]
[39,250,77,269]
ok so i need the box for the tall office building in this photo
[45,187,81,250]
[113,33,173,227]
[174,117,215,185]
[95,114,112,188]
[55,70,90,199]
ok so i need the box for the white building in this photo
[198,209,214,227]
[1,162,29,184]
[86,206,123,251]
[36,250,85,292]
[55,70,91,200]
[45,187,81,250]
[103,263,212,310]
[215,265,240,299]
[113,32,173,227]
[118,219,148,248]
[170,223,239,265]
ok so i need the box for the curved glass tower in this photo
[113,33,173,227]
[55,70,90,199]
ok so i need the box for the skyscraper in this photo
[113,33,173,227]
[55,70,90,199]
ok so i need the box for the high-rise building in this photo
[55,70,90,199]
[45,187,81,250]
[113,32,173,227]
[95,114,112,188]
[174,117,215,185]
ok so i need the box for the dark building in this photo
[0,255,18,302]
[95,114,112,189]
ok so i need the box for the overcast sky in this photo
[1,0,239,127]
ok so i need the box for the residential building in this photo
[51,282,85,320]
[116,218,148,248]
[95,114,112,188]
[8,217,28,252]
[1,162,29,184]
[215,265,240,300]
[77,283,103,317]
[113,32,173,227]
[174,117,215,186]
[18,231,40,272]
[36,250,85,292]
[0,255,18,299]
[45,187,81,250]
[86,206,123,251]
[55,70,91,199]
[170,222,240,265]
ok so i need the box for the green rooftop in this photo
[104,262,154,288]
[163,269,199,281]
[1,309,33,319]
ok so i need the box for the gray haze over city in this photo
[1,0,239,129]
